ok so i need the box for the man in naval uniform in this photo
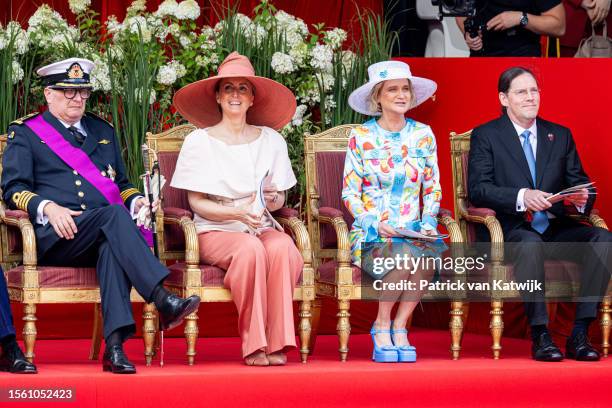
[1,58,200,374]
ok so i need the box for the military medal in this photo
[107,164,116,181]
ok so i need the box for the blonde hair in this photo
[367,79,415,113]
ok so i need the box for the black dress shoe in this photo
[102,345,136,374]
[531,332,563,362]
[157,294,201,331]
[566,332,600,361]
[0,344,37,374]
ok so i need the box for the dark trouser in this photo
[506,219,612,326]
[38,205,168,339]
[0,267,16,339]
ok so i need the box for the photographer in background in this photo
[456,0,566,56]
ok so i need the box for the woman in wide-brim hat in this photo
[170,52,303,366]
[342,60,445,363]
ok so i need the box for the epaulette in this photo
[86,111,114,128]
[10,112,39,126]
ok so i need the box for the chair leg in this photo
[601,296,611,357]
[337,299,351,362]
[298,300,312,363]
[184,311,198,365]
[449,301,464,360]
[308,298,322,355]
[490,299,504,359]
[89,303,103,360]
[22,303,37,363]
[142,303,157,366]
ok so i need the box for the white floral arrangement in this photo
[2,0,392,203]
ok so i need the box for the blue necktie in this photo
[521,130,549,234]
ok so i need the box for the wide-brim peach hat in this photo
[173,52,297,130]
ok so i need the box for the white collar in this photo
[58,118,85,134]
[510,118,537,139]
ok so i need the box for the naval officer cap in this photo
[36,58,95,89]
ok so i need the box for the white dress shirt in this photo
[511,119,584,215]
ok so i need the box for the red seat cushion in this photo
[7,265,98,288]
[167,262,304,287]
[317,260,362,284]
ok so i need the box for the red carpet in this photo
[0,329,609,408]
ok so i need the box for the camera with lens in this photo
[431,0,485,38]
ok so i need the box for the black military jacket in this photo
[1,110,141,254]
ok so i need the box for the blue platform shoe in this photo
[370,325,399,363]
[390,322,416,363]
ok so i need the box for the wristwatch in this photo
[519,12,528,27]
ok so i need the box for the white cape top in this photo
[170,126,297,234]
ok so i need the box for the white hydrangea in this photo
[135,87,156,105]
[288,42,308,66]
[5,22,29,55]
[234,13,252,29]
[200,26,214,39]
[69,0,91,15]
[11,60,24,84]
[28,5,67,31]
[292,104,308,126]
[320,72,335,92]
[156,64,177,86]
[155,0,178,18]
[325,28,347,49]
[311,44,333,72]
[127,0,147,16]
[200,39,216,51]
[175,0,200,20]
[105,15,123,34]
[213,20,225,33]
[127,16,152,42]
[195,53,219,68]
[0,32,6,51]
[325,94,337,110]
[179,35,191,48]
[245,24,267,46]
[271,52,295,74]
[168,60,186,78]
[90,57,112,91]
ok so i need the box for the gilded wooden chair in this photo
[144,124,316,365]
[0,135,157,364]
[450,129,611,358]
[304,124,466,361]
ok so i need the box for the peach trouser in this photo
[198,229,303,357]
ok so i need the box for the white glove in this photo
[136,205,152,230]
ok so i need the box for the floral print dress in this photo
[342,118,444,268]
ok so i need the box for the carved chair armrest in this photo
[462,206,504,244]
[0,208,38,268]
[161,207,199,267]
[437,208,463,244]
[588,210,608,230]
[567,208,609,231]
[314,206,351,265]
[273,207,314,284]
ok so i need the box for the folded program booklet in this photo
[394,228,449,241]
[546,181,597,202]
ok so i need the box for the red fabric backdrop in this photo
[8,58,611,343]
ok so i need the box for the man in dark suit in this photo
[1,58,200,373]
[468,66,611,362]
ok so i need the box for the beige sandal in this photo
[244,351,269,366]
[266,351,287,366]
